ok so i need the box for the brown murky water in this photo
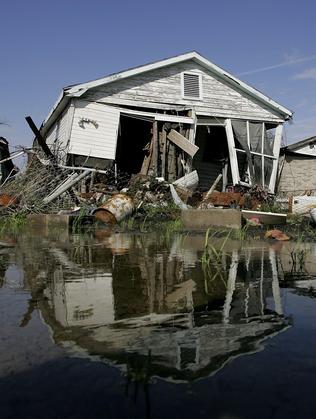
[1,228,316,418]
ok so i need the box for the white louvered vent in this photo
[182,72,202,99]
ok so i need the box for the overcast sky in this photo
[1,0,316,154]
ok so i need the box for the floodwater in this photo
[1,228,316,419]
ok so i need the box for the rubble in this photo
[265,229,290,241]
[0,131,297,231]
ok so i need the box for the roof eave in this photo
[65,51,293,119]
[40,91,71,136]
[42,51,293,131]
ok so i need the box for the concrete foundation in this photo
[181,209,242,230]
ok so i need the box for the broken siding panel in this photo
[83,61,283,122]
[68,101,120,160]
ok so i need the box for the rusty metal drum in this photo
[93,193,134,224]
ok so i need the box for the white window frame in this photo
[225,119,283,193]
[181,72,203,100]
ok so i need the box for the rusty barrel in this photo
[93,193,134,224]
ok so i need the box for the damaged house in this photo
[39,52,293,193]
[278,135,316,196]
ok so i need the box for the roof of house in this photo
[41,51,293,134]
[283,135,316,152]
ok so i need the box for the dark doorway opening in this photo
[193,125,231,190]
[116,115,152,175]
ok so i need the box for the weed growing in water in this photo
[140,215,149,233]
[289,233,308,273]
[127,217,135,231]
[231,225,249,241]
[72,207,91,233]
[0,212,27,233]
[201,229,232,293]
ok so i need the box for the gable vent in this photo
[182,72,201,99]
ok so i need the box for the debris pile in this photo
[0,156,77,214]
[0,125,286,228]
[128,175,172,206]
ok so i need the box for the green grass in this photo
[0,212,27,233]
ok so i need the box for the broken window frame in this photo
[225,119,283,193]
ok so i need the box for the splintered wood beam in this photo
[25,116,55,160]
[153,121,159,175]
[161,127,167,179]
[167,129,199,157]
[141,145,152,175]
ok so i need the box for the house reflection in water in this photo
[22,232,290,381]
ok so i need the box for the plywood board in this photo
[167,129,199,157]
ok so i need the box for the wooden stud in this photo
[152,121,159,176]
[25,116,55,160]
[268,124,283,193]
[161,127,167,179]
[225,119,239,186]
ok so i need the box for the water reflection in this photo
[15,232,291,381]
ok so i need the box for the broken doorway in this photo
[115,115,153,175]
[193,125,231,190]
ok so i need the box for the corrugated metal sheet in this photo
[68,101,120,160]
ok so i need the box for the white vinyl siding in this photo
[45,107,69,151]
[68,101,120,160]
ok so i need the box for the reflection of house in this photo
[51,273,114,327]
[22,233,289,382]
[278,136,316,196]
[40,52,292,192]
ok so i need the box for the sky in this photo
[1,0,316,156]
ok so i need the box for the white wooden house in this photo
[39,52,293,192]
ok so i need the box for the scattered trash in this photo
[265,229,290,241]
[290,195,316,215]
[173,170,199,189]
[0,120,297,233]
[0,194,18,207]
[169,184,188,210]
[242,210,287,225]
[247,216,261,226]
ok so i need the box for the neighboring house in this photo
[278,136,316,196]
[39,51,293,192]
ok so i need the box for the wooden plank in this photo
[140,139,153,175]
[152,121,159,176]
[225,119,239,185]
[167,129,199,157]
[204,174,223,200]
[161,128,167,178]
[268,123,283,193]
[173,170,199,188]
[155,114,193,124]
[167,141,176,182]
[25,116,55,160]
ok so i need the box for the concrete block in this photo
[181,209,242,230]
